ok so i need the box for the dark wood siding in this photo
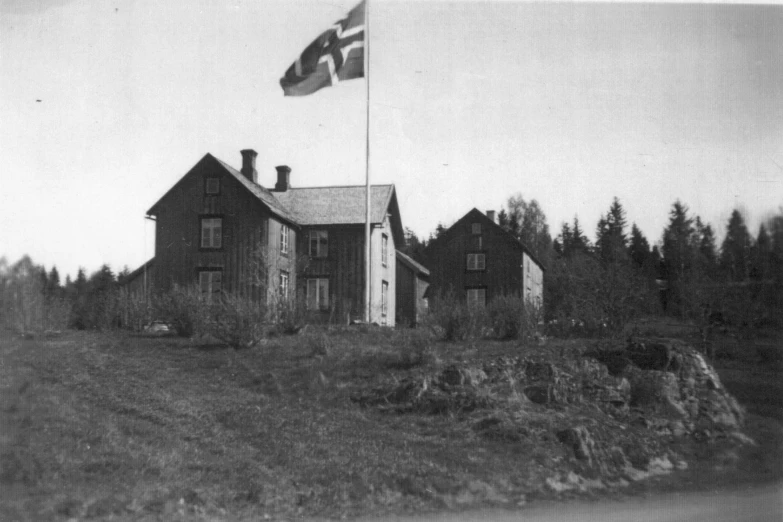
[396,258,416,325]
[298,225,366,322]
[151,158,296,303]
[426,212,524,301]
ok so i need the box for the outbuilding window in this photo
[382,281,389,317]
[200,217,222,249]
[198,270,222,301]
[205,177,220,194]
[466,287,486,308]
[467,253,485,271]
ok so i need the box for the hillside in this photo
[0,324,781,521]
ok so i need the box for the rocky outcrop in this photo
[353,337,751,491]
[621,338,745,436]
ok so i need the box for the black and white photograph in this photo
[1,0,781,520]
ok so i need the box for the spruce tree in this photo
[662,201,696,315]
[720,209,753,282]
[628,223,651,269]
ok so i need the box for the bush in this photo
[207,292,267,349]
[274,293,309,335]
[154,285,209,338]
[545,252,656,338]
[116,288,152,332]
[425,290,488,341]
[488,294,524,340]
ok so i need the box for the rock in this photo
[556,426,597,465]
[440,365,487,387]
[525,361,556,382]
[524,384,554,405]
[626,339,682,373]
[626,369,682,410]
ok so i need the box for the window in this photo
[471,235,483,249]
[466,288,486,308]
[472,223,481,235]
[205,177,220,194]
[381,281,389,318]
[467,253,485,271]
[382,234,388,266]
[306,278,329,311]
[201,217,222,249]
[280,225,289,254]
[309,230,328,258]
[199,270,222,301]
[279,271,289,298]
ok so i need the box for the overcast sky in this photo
[1,0,781,279]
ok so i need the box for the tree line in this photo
[401,194,783,336]
[0,258,135,332]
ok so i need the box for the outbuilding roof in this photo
[395,250,430,278]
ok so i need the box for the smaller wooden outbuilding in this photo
[423,208,544,308]
[395,250,430,326]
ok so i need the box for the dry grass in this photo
[0,323,781,521]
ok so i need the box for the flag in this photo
[280,1,365,96]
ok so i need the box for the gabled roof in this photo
[146,154,297,225]
[396,250,430,278]
[431,208,545,271]
[212,157,296,223]
[272,185,392,225]
[272,184,405,245]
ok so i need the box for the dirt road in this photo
[355,482,782,522]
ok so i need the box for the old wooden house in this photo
[424,208,544,308]
[143,149,403,325]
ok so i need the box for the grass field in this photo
[0,323,781,521]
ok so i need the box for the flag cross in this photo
[316,21,364,85]
[280,0,366,97]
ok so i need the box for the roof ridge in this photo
[286,184,394,190]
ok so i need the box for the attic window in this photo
[205,178,220,194]
[471,223,481,235]
[467,253,485,271]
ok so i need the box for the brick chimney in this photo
[274,165,291,192]
[240,149,258,183]
[486,210,496,223]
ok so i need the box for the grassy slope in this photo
[0,324,780,521]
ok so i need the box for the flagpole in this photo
[363,0,371,323]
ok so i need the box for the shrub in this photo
[273,292,309,335]
[154,285,209,338]
[545,252,656,338]
[116,288,152,332]
[207,292,267,349]
[488,294,524,340]
[426,290,488,341]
